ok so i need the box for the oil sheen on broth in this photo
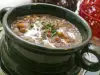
[11,14,82,49]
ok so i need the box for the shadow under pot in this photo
[0,3,100,75]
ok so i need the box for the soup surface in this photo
[11,14,82,49]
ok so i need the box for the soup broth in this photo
[11,14,82,49]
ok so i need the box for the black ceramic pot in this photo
[0,3,100,75]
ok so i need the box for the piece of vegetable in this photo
[19,28,27,33]
[57,32,64,37]
[57,31,68,39]
[26,15,30,18]
[52,29,57,37]
[17,23,25,28]
[47,31,51,37]
[55,37,61,42]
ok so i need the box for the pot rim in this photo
[2,3,92,53]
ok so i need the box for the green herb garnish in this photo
[51,29,57,37]
[43,23,57,37]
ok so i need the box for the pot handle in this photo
[75,43,100,71]
[0,7,11,23]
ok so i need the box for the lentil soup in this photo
[11,14,82,49]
